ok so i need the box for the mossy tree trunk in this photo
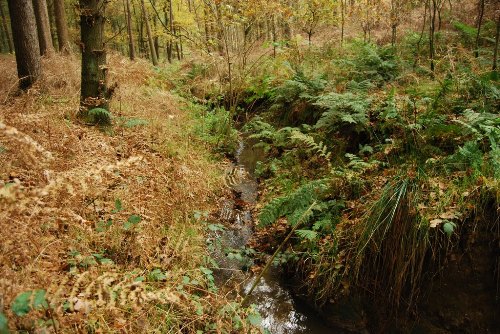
[79,0,109,117]
[7,0,41,89]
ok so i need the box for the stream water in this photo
[213,140,334,334]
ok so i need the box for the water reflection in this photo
[243,268,334,334]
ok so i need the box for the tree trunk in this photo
[474,0,485,58]
[79,0,110,115]
[124,0,135,60]
[1,1,14,53]
[340,0,345,47]
[168,0,174,61]
[164,3,172,62]
[54,0,70,52]
[429,0,436,74]
[7,0,41,89]
[493,12,499,72]
[47,0,58,49]
[203,4,210,53]
[33,0,54,56]
[414,0,428,69]
[140,0,157,65]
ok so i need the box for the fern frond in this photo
[290,130,332,163]
[315,92,371,132]
[258,179,327,227]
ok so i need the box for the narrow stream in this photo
[213,139,334,334]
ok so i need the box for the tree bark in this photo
[79,0,110,114]
[53,0,70,52]
[140,0,158,65]
[33,0,54,56]
[0,1,13,53]
[124,0,135,60]
[7,0,41,89]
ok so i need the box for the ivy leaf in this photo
[124,215,141,230]
[443,222,456,237]
[112,199,123,213]
[0,312,9,334]
[11,291,33,316]
[32,290,48,310]
[247,313,262,326]
[149,269,167,281]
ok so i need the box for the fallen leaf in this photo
[429,218,443,228]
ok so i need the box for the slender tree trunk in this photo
[0,2,13,53]
[79,0,110,115]
[390,0,398,46]
[124,0,135,60]
[164,3,172,62]
[7,0,41,89]
[33,0,54,56]
[140,0,158,65]
[168,0,174,61]
[429,0,436,74]
[493,13,499,71]
[53,0,70,52]
[340,0,345,47]
[47,0,58,49]
[414,0,428,69]
[203,5,210,53]
[474,0,485,58]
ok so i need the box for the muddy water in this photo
[213,140,333,334]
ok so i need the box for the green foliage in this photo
[11,290,49,316]
[88,108,112,125]
[290,130,331,163]
[315,92,371,133]
[195,107,239,154]
[337,42,399,85]
[443,221,457,237]
[269,71,327,124]
[259,179,328,227]
[453,21,477,46]
[124,214,142,230]
[244,118,296,153]
[124,118,149,128]
[450,109,500,177]
[0,313,8,334]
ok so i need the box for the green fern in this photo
[315,92,371,133]
[259,179,328,227]
[88,108,112,125]
[290,130,332,163]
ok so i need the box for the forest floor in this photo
[0,53,258,333]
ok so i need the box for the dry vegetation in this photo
[0,53,252,333]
